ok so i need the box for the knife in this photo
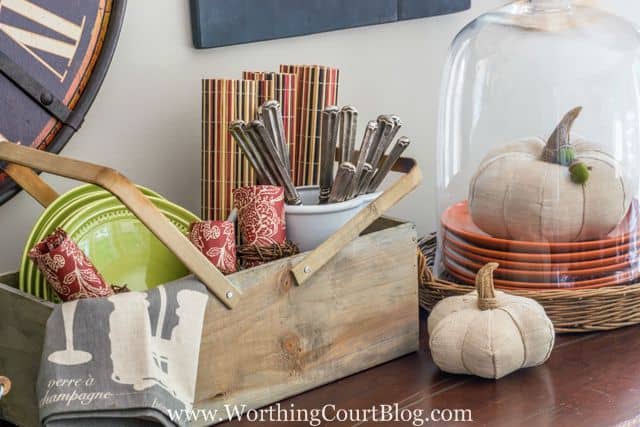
[262,100,290,173]
[368,115,396,169]
[328,162,356,203]
[319,106,340,204]
[349,120,378,198]
[244,121,282,186]
[230,120,274,185]
[367,136,411,193]
[248,120,301,205]
[339,106,358,164]
[355,163,374,196]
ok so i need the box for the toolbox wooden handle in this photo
[291,155,422,286]
[0,141,241,309]
[2,163,59,207]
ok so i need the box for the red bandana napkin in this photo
[28,229,113,301]
[188,220,237,275]
[233,185,286,246]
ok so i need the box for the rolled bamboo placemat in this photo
[280,64,339,186]
[243,71,297,179]
[202,79,258,220]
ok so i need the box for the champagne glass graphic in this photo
[48,300,93,366]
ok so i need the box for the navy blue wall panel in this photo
[398,0,471,20]
[190,0,471,49]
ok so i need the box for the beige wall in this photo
[0,0,633,272]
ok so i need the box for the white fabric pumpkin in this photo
[428,263,555,379]
[469,107,630,242]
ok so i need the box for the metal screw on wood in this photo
[304,266,312,273]
[226,291,234,299]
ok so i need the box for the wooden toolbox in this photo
[0,141,421,426]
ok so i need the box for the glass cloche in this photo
[435,0,640,289]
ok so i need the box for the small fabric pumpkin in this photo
[469,107,630,242]
[428,263,555,379]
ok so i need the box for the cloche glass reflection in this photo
[435,0,640,289]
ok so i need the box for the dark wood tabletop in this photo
[224,310,640,426]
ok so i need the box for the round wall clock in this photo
[0,0,126,205]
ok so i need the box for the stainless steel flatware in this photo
[233,105,406,207]
[367,136,411,193]
[388,115,403,139]
[368,115,396,169]
[244,121,281,185]
[319,106,340,204]
[355,163,374,196]
[247,120,302,205]
[339,106,358,164]
[230,120,275,185]
[350,120,378,198]
[262,100,290,173]
[328,162,356,203]
[376,115,403,165]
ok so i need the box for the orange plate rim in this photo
[444,231,638,263]
[442,200,638,254]
[443,257,640,290]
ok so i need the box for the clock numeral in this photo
[0,0,86,82]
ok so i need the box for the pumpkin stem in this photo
[476,262,500,311]
[541,106,583,164]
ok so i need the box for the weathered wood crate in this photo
[0,141,421,426]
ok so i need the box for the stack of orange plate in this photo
[440,200,640,290]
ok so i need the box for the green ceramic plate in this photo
[22,188,162,298]
[19,184,161,297]
[26,194,170,301]
[26,196,199,302]
[28,194,171,301]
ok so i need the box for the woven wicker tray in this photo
[418,234,640,333]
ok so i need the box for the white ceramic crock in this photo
[285,186,381,252]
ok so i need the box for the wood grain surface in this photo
[2,164,58,207]
[0,217,418,426]
[223,310,640,427]
[0,277,53,427]
[195,221,419,425]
